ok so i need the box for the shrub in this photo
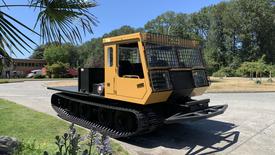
[212,70,225,78]
[44,45,69,65]
[237,56,272,78]
[46,62,69,78]
[15,139,45,155]
[271,66,275,77]
[34,74,46,79]
[267,78,273,83]
[44,123,112,155]
[255,79,262,84]
[44,44,79,67]
[212,67,236,77]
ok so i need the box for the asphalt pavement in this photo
[0,81,274,155]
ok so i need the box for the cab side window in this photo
[107,47,113,67]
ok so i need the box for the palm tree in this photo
[0,0,97,58]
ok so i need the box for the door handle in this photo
[137,83,144,88]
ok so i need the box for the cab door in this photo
[115,41,147,99]
[104,45,116,95]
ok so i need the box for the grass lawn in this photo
[0,79,9,84]
[208,77,275,93]
[0,99,128,155]
[0,79,23,84]
[0,78,77,84]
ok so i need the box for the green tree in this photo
[44,45,69,65]
[197,0,275,74]
[29,45,46,59]
[64,44,79,67]
[0,0,97,58]
[78,25,143,68]
[29,42,59,59]
[103,25,141,37]
[44,44,78,67]
[233,0,275,63]
[46,62,69,78]
[204,2,228,72]
[144,11,194,39]
[189,7,212,41]
[144,11,177,35]
[77,38,103,68]
[237,55,270,78]
[0,58,3,75]
[71,0,275,75]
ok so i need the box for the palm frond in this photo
[0,12,38,57]
[1,0,8,8]
[31,0,98,44]
[0,46,11,61]
[0,0,97,58]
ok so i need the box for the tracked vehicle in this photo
[48,33,227,138]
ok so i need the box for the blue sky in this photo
[2,0,224,58]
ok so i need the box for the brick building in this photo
[0,57,46,78]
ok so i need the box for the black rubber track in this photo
[51,93,163,138]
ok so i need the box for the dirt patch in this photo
[208,77,275,93]
[46,80,77,87]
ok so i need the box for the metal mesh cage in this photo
[145,44,179,68]
[150,70,172,91]
[193,70,208,87]
[177,47,204,68]
[141,33,199,48]
[145,43,204,69]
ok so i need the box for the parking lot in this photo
[0,81,274,155]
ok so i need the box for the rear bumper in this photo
[164,104,228,124]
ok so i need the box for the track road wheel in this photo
[114,111,137,132]
[98,108,113,127]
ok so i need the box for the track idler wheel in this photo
[98,108,113,127]
[114,111,137,132]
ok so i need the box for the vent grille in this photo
[150,70,172,91]
[193,70,208,87]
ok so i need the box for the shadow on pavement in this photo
[121,119,239,155]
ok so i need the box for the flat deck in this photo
[47,86,104,98]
